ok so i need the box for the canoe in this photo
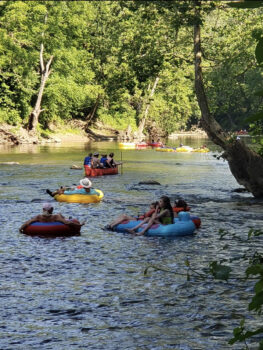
[114,211,196,237]
[84,165,118,177]
[23,220,81,237]
[54,189,104,203]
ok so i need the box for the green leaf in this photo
[255,279,263,294]
[245,111,263,123]
[248,291,263,312]
[228,1,263,9]
[246,264,263,277]
[255,38,263,64]
[254,89,263,97]
[248,229,263,239]
[229,320,245,344]
[209,261,231,280]
[229,321,263,344]
[185,259,190,267]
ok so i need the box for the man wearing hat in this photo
[46,178,99,197]
[64,178,98,195]
[19,202,84,233]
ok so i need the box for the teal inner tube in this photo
[114,212,196,237]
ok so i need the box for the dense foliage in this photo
[0,0,263,136]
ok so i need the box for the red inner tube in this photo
[147,142,163,147]
[23,220,81,237]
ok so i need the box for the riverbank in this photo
[168,127,207,138]
[0,122,114,145]
[0,122,207,145]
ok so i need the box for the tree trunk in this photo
[137,76,159,137]
[27,44,53,134]
[85,95,100,131]
[194,0,263,198]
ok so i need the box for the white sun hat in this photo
[79,178,92,188]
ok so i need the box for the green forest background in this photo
[1,0,263,136]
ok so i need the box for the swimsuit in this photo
[159,209,173,225]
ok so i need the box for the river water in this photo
[0,137,262,350]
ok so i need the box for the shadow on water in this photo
[0,137,262,349]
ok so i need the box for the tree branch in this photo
[40,43,44,73]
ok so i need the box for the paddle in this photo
[121,151,123,175]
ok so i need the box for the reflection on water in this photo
[0,137,262,349]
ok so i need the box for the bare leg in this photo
[126,217,150,234]
[109,214,135,229]
[46,187,65,197]
[135,218,159,236]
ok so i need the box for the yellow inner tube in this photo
[156,148,175,152]
[192,148,209,153]
[118,142,136,149]
[54,189,104,203]
[176,147,193,152]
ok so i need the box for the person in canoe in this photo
[126,196,174,236]
[84,152,93,167]
[106,201,159,230]
[46,178,100,197]
[107,153,122,168]
[19,202,84,233]
[100,154,112,168]
[91,152,101,168]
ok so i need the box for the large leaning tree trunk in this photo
[85,94,100,132]
[137,76,159,139]
[27,43,53,134]
[194,0,263,198]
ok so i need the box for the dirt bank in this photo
[0,121,117,145]
[168,127,207,138]
[0,122,207,146]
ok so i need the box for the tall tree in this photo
[194,0,263,197]
[27,13,53,134]
[201,3,263,130]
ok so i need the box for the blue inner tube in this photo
[114,212,196,237]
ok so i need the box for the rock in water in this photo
[70,165,82,170]
[232,187,248,193]
[138,180,161,185]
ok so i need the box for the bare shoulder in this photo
[53,214,64,220]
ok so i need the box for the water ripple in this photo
[0,142,262,349]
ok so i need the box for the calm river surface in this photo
[0,137,262,350]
